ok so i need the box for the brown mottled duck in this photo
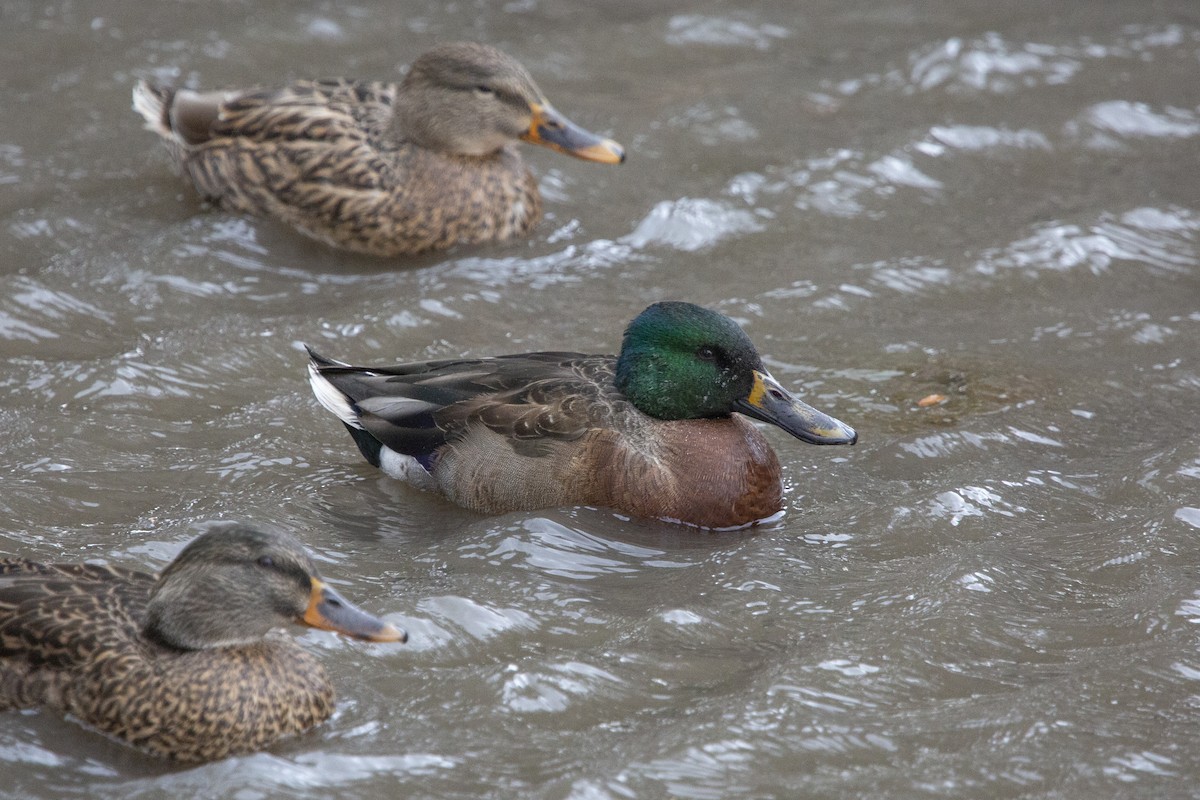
[132,41,624,257]
[306,301,858,529]
[0,523,405,763]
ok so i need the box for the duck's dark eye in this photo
[256,555,275,569]
[696,346,717,362]
[475,85,495,96]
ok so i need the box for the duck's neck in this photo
[615,351,731,421]
[143,583,270,651]
[387,96,509,157]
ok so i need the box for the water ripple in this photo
[444,238,640,289]
[0,142,24,185]
[104,750,461,798]
[622,198,766,252]
[1074,100,1200,141]
[483,518,693,580]
[976,206,1198,276]
[0,277,114,344]
[500,660,624,713]
[723,147,944,223]
[0,310,56,342]
[665,15,788,50]
[667,102,759,146]
[929,486,1027,526]
[1175,508,1200,531]
[410,594,537,643]
[864,257,954,294]
[906,33,1081,93]
[925,124,1052,152]
[832,25,1195,99]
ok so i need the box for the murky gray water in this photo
[3,0,1199,797]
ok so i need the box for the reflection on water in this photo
[2,0,1200,797]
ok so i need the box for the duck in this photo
[0,523,405,763]
[306,301,857,528]
[132,41,625,257]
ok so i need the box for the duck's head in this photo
[615,302,858,445]
[393,41,624,164]
[144,523,406,650]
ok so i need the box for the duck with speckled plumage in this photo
[132,41,624,257]
[0,523,404,763]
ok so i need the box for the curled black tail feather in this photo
[344,423,383,467]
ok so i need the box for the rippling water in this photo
[2,1,1199,797]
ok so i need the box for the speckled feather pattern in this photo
[313,352,784,528]
[139,79,541,256]
[0,560,333,762]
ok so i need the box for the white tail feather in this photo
[307,362,363,429]
[131,81,172,138]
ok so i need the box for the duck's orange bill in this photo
[302,578,407,643]
[522,102,625,164]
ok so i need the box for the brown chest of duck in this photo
[133,41,624,257]
[0,523,404,763]
[307,302,857,528]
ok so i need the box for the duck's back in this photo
[0,559,333,762]
[0,560,153,712]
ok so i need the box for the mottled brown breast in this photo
[82,640,334,763]
[568,415,784,528]
[368,145,541,255]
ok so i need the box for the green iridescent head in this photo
[615,302,857,445]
